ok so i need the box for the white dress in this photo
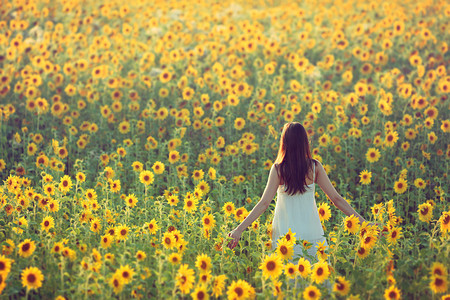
[271,162,329,264]
[270,161,333,292]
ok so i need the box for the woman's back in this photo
[271,160,324,243]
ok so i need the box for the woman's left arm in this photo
[227,164,280,249]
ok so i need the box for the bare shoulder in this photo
[272,163,280,177]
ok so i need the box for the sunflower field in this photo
[0,0,449,299]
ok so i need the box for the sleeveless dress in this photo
[271,162,333,292]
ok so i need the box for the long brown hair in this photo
[274,122,315,195]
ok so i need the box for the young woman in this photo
[227,122,377,287]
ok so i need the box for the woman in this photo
[227,122,376,287]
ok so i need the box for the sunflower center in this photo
[197,291,205,299]
[435,277,443,286]
[317,267,323,276]
[201,261,207,269]
[22,243,30,252]
[27,273,36,283]
[44,221,49,226]
[121,229,127,235]
[234,287,243,296]
[266,261,276,271]
[298,265,304,272]
[122,271,129,278]
[280,246,288,255]
[309,290,316,297]
[391,231,397,238]
[0,262,5,270]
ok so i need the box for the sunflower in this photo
[152,161,165,174]
[430,262,448,278]
[0,255,13,276]
[222,202,235,216]
[311,259,330,284]
[333,275,350,296]
[76,172,86,183]
[168,252,182,265]
[439,211,450,234]
[159,70,172,83]
[430,275,448,294]
[359,170,372,185]
[360,231,378,250]
[317,202,331,222]
[384,131,399,147]
[40,216,55,233]
[85,189,97,201]
[90,218,102,234]
[131,161,143,172]
[195,253,211,272]
[124,193,138,208]
[40,187,55,202]
[418,203,433,223]
[315,240,329,261]
[109,179,121,193]
[344,215,360,234]
[282,228,297,245]
[18,239,36,258]
[297,257,312,278]
[167,194,179,206]
[109,274,124,294]
[145,219,159,235]
[21,267,44,290]
[226,279,251,300]
[162,232,176,249]
[259,253,284,279]
[139,170,154,186]
[116,225,129,241]
[176,264,195,294]
[303,285,321,300]
[384,285,402,300]
[387,226,403,245]
[116,265,134,284]
[194,181,208,196]
[101,234,113,249]
[168,150,180,164]
[365,147,381,163]
[184,195,198,213]
[275,238,294,261]
[202,213,216,230]
[190,284,209,300]
[414,178,426,189]
[284,262,298,279]
[393,178,408,194]
[234,117,246,130]
[198,270,212,285]
[212,274,227,298]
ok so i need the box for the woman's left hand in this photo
[227,229,242,250]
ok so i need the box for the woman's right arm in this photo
[315,160,367,224]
